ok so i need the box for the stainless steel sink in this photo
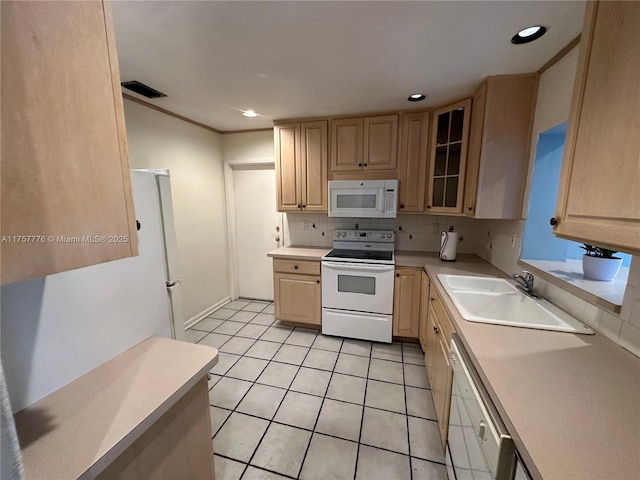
[438,274,594,334]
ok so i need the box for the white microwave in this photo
[328,180,398,218]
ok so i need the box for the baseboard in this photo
[184,297,231,330]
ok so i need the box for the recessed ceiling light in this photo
[511,25,547,44]
[408,94,426,102]
[242,110,258,118]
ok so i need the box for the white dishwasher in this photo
[447,335,524,480]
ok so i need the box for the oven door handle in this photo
[322,261,395,272]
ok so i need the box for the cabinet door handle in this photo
[549,217,558,226]
[316,279,320,284]
[364,163,368,167]
[302,204,306,208]
[467,206,472,211]
[430,297,435,301]
[358,163,362,167]
[426,205,431,209]
[294,265,298,269]
[396,273,400,277]
[297,204,302,208]
[400,204,405,209]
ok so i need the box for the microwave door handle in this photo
[322,261,394,272]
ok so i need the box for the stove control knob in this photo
[335,232,340,238]
[341,232,347,237]
[385,233,392,239]
[379,233,385,239]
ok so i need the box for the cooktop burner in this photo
[324,249,393,262]
[322,229,396,264]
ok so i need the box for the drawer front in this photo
[273,258,320,275]
[431,289,455,343]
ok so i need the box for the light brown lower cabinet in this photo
[424,282,455,448]
[418,271,430,351]
[273,258,321,326]
[393,267,421,338]
[98,377,214,479]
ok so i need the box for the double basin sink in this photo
[438,274,594,335]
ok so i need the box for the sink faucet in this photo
[512,270,539,298]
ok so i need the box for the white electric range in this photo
[321,230,395,343]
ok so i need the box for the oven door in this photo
[321,261,394,314]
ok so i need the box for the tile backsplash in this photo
[283,212,484,254]
[283,213,640,358]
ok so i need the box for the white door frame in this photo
[224,159,280,301]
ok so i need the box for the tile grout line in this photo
[402,343,414,480]
[201,301,444,478]
[352,341,374,480]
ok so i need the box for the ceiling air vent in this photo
[121,81,167,98]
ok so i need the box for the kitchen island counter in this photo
[14,337,219,479]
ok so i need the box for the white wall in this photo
[123,100,230,322]
[473,46,640,357]
[222,130,274,163]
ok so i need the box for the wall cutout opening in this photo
[520,122,630,308]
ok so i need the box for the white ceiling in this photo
[111,1,586,132]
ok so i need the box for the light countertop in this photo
[14,337,219,480]
[268,245,330,260]
[422,256,640,480]
[272,246,640,479]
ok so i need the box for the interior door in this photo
[233,165,282,300]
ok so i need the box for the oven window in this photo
[336,194,377,209]
[337,275,376,295]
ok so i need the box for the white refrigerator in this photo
[1,169,184,412]
[132,169,185,341]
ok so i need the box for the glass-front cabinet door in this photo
[426,98,471,214]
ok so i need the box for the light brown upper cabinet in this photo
[1,1,138,285]
[274,121,328,212]
[426,99,471,214]
[553,1,640,255]
[464,74,538,219]
[398,112,430,212]
[330,115,398,177]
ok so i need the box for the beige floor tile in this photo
[368,358,404,384]
[406,386,437,420]
[411,457,448,479]
[251,423,311,477]
[272,344,309,365]
[243,466,289,480]
[285,329,318,347]
[209,406,231,437]
[365,379,406,414]
[226,300,250,310]
[245,340,281,360]
[315,398,363,442]
[226,357,269,382]
[209,308,237,320]
[360,407,409,455]
[208,377,252,409]
[191,317,223,332]
[199,332,232,349]
[210,353,241,375]
[341,339,372,357]
[355,445,411,480]
[229,310,259,323]
[213,412,269,462]
[250,313,276,326]
[236,384,286,420]
[302,349,339,371]
[311,334,344,352]
[290,367,331,396]
[184,329,207,343]
[215,320,246,335]
[236,323,269,339]
[334,353,370,378]
[300,433,358,480]
[220,336,256,355]
[213,455,245,480]
[256,361,299,389]
[260,326,293,343]
[408,416,444,463]
[274,391,323,430]
[404,363,430,389]
[326,373,366,405]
